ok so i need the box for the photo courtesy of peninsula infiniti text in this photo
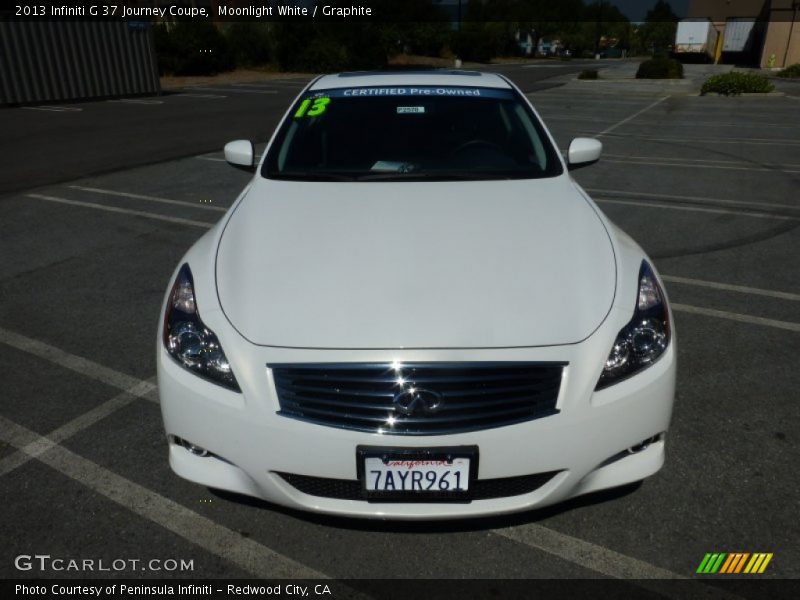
[157,70,676,519]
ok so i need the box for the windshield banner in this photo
[308,87,515,100]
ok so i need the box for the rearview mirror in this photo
[224,140,255,172]
[566,138,602,171]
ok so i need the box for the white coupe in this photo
[157,70,676,519]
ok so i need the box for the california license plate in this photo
[357,446,478,501]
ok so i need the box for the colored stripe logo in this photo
[696,553,773,574]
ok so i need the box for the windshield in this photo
[262,85,563,181]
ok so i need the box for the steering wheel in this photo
[448,139,505,158]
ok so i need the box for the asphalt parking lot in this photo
[1,65,799,594]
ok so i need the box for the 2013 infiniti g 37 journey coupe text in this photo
[157,70,676,519]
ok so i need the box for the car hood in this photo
[216,177,616,349]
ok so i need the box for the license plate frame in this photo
[356,445,479,502]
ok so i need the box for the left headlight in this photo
[596,261,670,390]
[163,264,240,392]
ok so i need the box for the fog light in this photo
[627,434,662,454]
[173,436,210,457]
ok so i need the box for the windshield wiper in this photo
[267,171,358,181]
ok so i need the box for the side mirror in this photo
[224,140,255,172]
[566,138,602,171]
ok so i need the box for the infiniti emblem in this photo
[392,388,443,416]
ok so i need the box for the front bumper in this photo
[157,305,676,520]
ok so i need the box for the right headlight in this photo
[596,261,670,390]
[163,264,240,392]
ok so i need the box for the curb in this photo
[691,91,786,97]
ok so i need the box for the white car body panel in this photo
[216,177,616,349]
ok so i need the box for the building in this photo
[688,0,800,67]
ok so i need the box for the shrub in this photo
[776,63,800,78]
[701,72,775,95]
[578,69,598,80]
[636,57,683,79]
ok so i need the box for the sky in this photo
[603,0,689,22]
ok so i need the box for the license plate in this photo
[357,446,478,502]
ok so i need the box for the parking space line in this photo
[0,326,152,392]
[232,82,306,89]
[21,105,82,112]
[601,158,800,174]
[107,99,164,105]
[188,87,279,95]
[603,154,800,169]
[495,525,741,599]
[175,93,227,99]
[595,197,798,222]
[68,186,227,213]
[663,276,800,302]
[26,194,214,229]
[0,378,157,479]
[585,187,800,212]
[597,96,669,136]
[0,416,331,580]
[495,523,685,578]
[590,132,800,146]
[672,304,800,332]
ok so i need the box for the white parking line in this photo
[196,153,263,163]
[597,96,670,136]
[68,186,227,213]
[232,82,306,89]
[0,378,157,478]
[601,157,800,174]
[0,416,330,580]
[603,154,800,170]
[0,325,150,392]
[495,524,684,577]
[663,276,800,302]
[27,194,214,229]
[189,87,278,95]
[590,132,800,146]
[495,526,742,600]
[175,93,227,99]
[595,197,798,222]
[107,99,164,105]
[21,106,82,112]
[672,304,800,332]
[585,187,800,212]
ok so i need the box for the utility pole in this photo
[595,0,603,60]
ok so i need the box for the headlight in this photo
[596,261,670,390]
[163,264,240,391]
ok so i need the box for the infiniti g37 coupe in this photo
[157,70,676,519]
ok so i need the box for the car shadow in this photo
[209,481,643,533]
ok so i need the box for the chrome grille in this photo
[271,362,564,435]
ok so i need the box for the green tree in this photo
[639,0,679,56]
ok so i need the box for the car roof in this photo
[309,70,513,91]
